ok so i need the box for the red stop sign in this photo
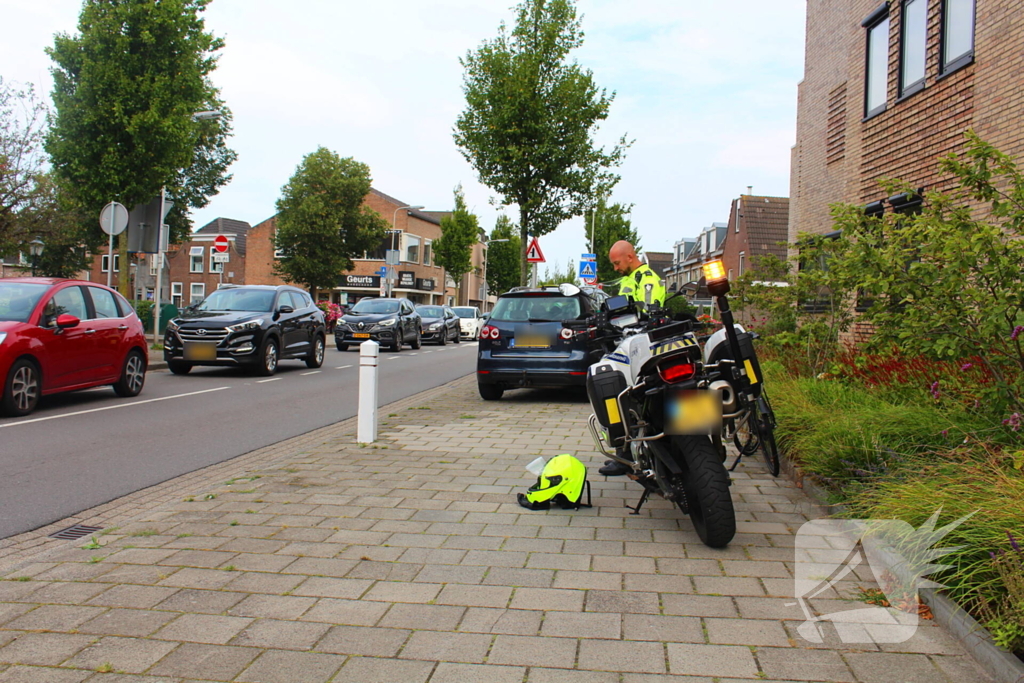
[214,235,229,253]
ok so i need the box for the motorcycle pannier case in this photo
[587,363,628,444]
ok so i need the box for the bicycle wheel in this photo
[732,410,761,456]
[754,395,781,477]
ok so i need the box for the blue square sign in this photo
[578,260,597,279]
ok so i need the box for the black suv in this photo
[164,285,326,376]
[476,283,608,400]
[335,297,421,352]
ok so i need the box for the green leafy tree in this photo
[454,0,630,286]
[433,185,480,303]
[45,0,236,293]
[485,214,521,296]
[0,78,50,258]
[18,175,93,278]
[584,198,640,286]
[537,260,578,287]
[273,148,387,295]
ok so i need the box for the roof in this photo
[643,251,674,279]
[736,195,790,261]
[369,188,442,226]
[195,217,252,256]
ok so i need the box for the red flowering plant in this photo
[316,301,343,332]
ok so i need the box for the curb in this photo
[785,459,1024,683]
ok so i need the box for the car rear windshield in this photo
[0,283,48,322]
[417,306,444,318]
[351,299,399,314]
[197,288,275,312]
[452,307,478,319]
[490,295,582,322]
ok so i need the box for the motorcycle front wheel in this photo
[671,435,736,548]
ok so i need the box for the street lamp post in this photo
[153,109,223,342]
[481,238,509,308]
[386,205,424,298]
[28,237,44,276]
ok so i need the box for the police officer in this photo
[599,241,666,477]
[609,240,666,309]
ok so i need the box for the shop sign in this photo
[398,271,416,288]
[416,278,435,291]
[339,274,380,288]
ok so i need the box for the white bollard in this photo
[357,340,379,443]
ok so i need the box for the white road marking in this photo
[0,387,230,429]
[335,365,352,370]
[257,378,281,383]
[301,371,321,376]
[387,356,400,360]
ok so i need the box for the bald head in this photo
[609,240,642,276]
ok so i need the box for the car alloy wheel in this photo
[306,336,325,368]
[113,350,146,397]
[3,359,40,416]
[258,338,279,376]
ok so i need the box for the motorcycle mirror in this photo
[558,283,581,297]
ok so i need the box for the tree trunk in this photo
[519,206,529,287]
[118,232,131,298]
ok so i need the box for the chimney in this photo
[746,185,753,195]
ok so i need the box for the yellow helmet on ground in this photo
[517,454,592,510]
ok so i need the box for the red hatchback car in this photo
[0,278,149,417]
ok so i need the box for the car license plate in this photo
[183,341,217,361]
[512,324,553,348]
[353,333,370,339]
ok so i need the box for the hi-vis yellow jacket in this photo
[618,263,666,308]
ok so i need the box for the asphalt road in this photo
[0,340,478,539]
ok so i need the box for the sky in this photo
[1,0,806,278]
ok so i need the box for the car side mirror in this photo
[55,313,80,330]
[278,305,294,314]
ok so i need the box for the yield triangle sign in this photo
[525,236,545,263]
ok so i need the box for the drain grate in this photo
[48,524,104,540]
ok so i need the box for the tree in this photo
[537,259,578,287]
[454,0,630,286]
[273,147,387,295]
[17,175,93,278]
[486,214,521,296]
[433,185,480,304]
[45,0,236,291]
[0,78,49,258]
[584,198,640,286]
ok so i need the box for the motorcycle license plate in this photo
[183,342,217,361]
[353,333,370,338]
[666,389,722,435]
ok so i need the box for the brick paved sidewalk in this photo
[0,375,992,682]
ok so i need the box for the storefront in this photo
[321,272,441,306]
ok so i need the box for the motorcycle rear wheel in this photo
[671,435,736,548]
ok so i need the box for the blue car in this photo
[476,284,608,400]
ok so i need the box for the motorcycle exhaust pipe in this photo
[709,380,737,413]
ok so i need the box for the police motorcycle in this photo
[566,259,773,548]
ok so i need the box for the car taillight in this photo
[482,325,499,340]
[559,328,573,340]
[659,361,696,384]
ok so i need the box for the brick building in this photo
[721,195,790,282]
[789,0,1021,240]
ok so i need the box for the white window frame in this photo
[404,234,421,264]
[148,253,164,276]
[189,246,204,273]
[189,282,205,304]
[739,252,745,276]
[171,282,183,308]
[101,254,120,273]
[423,239,432,267]
[209,251,224,273]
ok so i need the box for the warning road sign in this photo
[525,236,545,263]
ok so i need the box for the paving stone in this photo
[622,614,704,643]
[620,676,713,683]
[692,575,765,597]
[584,590,660,614]
[78,608,178,637]
[430,662,526,683]
[510,587,585,612]
[755,647,855,682]
[721,559,791,578]
[0,632,94,666]
[481,567,555,588]
[930,654,996,682]
[90,564,173,586]
[153,588,245,614]
[414,564,487,585]
[156,567,236,590]
[734,596,806,621]
[488,635,577,668]
[540,611,620,639]
[5,604,105,631]
[578,639,667,673]
[591,555,656,574]
[0,603,34,627]
[316,625,410,657]
[227,594,316,619]
[152,613,253,644]
[279,557,357,577]
[704,617,791,647]
[378,603,466,631]
[65,635,179,674]
[665,643,759,678]
[876,624,975,655]
[399,548,468,565]
[551,570,621,591]
[23,581,109,605]
[332,656,434,683]
[230,618,331,651]
[462,550,528,568]
[0,666,90,682]
[147,642,260,680]
[346,559,423,582]
[86,584,178,609]
[289,577,373,599]
[527,669,618,683]
[623,573,692,594]
[661,594,738,618]
[299,598,390,626]
[234,649,346,683]
[399,630,492,663]
[844,651,949,683]
[362,581,441,604]
[436,584,512,608]
[457,607,542,635]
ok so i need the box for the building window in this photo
[101,254,120,273]
[863,6,890,118]
[899,0,927,97]
[189,282,205,304]
[148,253,164,276]
[405,234,421,264]
[171,282,183,308]
[423,240,432,266]
[941,0,975,74]
[739,252,745,276]
[189,246,204,273]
